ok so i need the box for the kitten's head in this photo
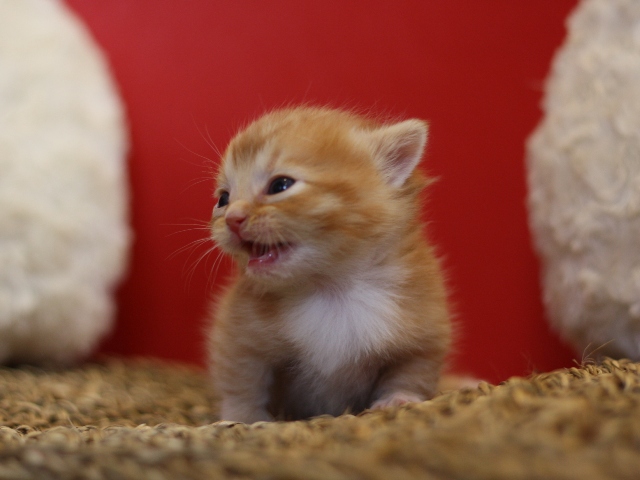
[210,107,429,286]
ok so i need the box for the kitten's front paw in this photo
[370,391,424,410]
[219,399,273,424]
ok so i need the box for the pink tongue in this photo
[248,245,280,267]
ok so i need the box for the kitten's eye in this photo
[267,177,296,195]
[217,191,230,208]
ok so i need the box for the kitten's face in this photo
[210,108,427,285]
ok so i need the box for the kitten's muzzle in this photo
[225,210,247,236]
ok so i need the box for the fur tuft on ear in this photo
[365,119,429,188]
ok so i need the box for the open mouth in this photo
[241,241,293,269]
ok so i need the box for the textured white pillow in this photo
[0,0,130,364]
[527,0,640,360]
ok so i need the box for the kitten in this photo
[208,106,451,423]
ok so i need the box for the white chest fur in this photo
[284,270,402,376]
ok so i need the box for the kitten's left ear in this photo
[365,119,428,188]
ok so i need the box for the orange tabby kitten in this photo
[208,107,451,423]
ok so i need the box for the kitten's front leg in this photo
[370,391,424,409]
[219,395,272,424]
[370,355,442,410]
[214,352,274,423]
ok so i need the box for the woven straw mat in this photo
[0,358,639,479]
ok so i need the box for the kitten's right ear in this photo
[362,120,429,188]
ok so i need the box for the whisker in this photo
[204,124,223,159]
[181,176,215,194]
[165,217,212,227]
[175,138,217,170]
[165,222,210,229]
[166,227,211,238]
[163,218,212,237]
[184,243,218,292]
[168,237,212,261]
[192,118,223,162]
[205,249,228,292]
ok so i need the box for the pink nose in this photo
[225,211,247,236]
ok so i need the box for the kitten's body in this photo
[209,107,451,423]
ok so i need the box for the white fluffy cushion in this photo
[527,0,640,359]
[0,0,130,364]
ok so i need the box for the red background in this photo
[64,0,579,384]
